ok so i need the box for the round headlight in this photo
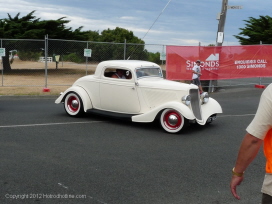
[200,92,209,104]
[182,95,191,106]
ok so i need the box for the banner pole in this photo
[124,39,126,60]
[43,34,50,92]
[255,41,265,88]
[86,42,88,75]
[1,39,3,87]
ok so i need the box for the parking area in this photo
[0,87,267,203]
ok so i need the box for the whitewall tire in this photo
[160,109,185,133]
[64,92,84,116]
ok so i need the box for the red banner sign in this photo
[166,45,272,80]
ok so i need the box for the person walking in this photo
[230,83,272,203]
[192,60,203,94]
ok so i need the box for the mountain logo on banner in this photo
[206,53,219,61]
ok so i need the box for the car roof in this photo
[94,60,161,76]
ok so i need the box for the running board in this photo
[87,109,138,121]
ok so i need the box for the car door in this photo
[99,68,140,114]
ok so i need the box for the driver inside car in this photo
[112,69,126,79]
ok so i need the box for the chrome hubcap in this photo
[168,114,178,126]
[71,100,79,109]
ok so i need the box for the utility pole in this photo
[208,0,228,92]
[216,0,228,46]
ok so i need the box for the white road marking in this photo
[0,121,103,128]
[58,183,68,189]
[218,114,255,117]
[0,114,255,128]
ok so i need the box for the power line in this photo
[127,0,172,59]
[141,0,172,40]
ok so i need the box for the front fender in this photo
[197,97,223,125]
[55,86,93,112]
[132,101,195,123]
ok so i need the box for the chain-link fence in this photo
[0,38,271,93]
[0,38,165,89]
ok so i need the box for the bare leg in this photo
[199,85,203,93]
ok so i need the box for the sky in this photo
[0,0,271,48]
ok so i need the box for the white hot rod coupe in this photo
[55,60,222,133]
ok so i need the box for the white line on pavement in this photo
[0,114,255,128]
[0,121,103,128]
[218,114,255,117]
[58,183,68,189]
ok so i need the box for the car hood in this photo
[137,77,197,91]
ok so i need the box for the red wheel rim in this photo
[163,111,182,130]
[67,96,79,112]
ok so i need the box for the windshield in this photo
[135,67,163,79]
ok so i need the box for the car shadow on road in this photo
[55,110,215,136]
[86,111,213,135]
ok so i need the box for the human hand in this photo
[230,175,244,200]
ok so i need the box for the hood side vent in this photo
[142,89,177,108]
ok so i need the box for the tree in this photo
[85,30,100,41]
[234,15,272,45]
[148,52,161,64]
[0,11,89,40]
[100,27,144,44]
[98,27,146,60]
[0,11,90,71]
[0,11,147,68]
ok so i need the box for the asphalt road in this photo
[0,87,267,204]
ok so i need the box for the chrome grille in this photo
[189,89,202,120]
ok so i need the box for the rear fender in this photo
[55,86,93,112]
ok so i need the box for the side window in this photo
[104,68,132,80]
[104,68,115,78]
